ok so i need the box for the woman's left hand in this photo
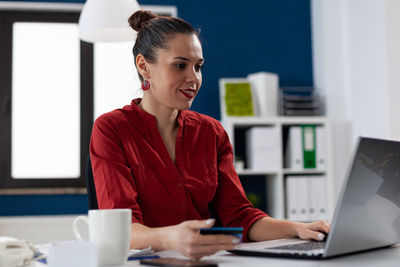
[295,220,331,241]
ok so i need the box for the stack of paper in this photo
[246,127,281,171]
[279,87,325,116]
[128,247,158,260]
[247,72,279,117]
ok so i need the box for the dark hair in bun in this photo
[128,10,199,82]
[128,10,157,32]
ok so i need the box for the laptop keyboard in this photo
[268,241,326,251]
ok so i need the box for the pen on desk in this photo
[37,258,47,264]
[128,255,160,261]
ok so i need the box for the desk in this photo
[33,243,400,267]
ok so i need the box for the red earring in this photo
[141,80,150,91]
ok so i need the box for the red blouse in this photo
[90,99,267,241]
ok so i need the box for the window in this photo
[0,7,93,189]
[12,22,81,179]
[0,3,177,192]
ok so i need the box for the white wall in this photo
[311,0,400,200]
[311,0,353,200]
[385,0,400,138]
[0,216,85,244]
[345,0,390,139]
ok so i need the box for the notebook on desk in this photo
[231,137,400,259]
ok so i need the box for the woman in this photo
[90,10,331,259]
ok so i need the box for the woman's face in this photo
[146,33,204,110]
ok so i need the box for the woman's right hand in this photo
[165,219,240,259]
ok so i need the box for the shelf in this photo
[236,169,280,176]
[223,117,280,125]
[236,169,326,176]
[222,116,328,126]
[279,117,328,125]
[283,169,326,175]
[222,115,332,220]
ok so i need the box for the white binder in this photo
[286,175,309,221]
[286,176,299,221]
[316,126,326,170]
[315,176,328,220]
[308,176,321,221]
[296,176,310,222]
[306,175,328,221]
[285,126,303,170]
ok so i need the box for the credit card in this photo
[199,227,243,239]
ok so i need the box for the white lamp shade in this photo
[79,0,140,43]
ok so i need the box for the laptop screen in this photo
[325,137,400,257]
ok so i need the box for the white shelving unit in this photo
[221,116,334,220]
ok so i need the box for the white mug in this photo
[72,209,132,266]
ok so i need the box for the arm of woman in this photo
[130,219,239,259]
[212,123,331,242]
[248,217,331,242]
[211,125,268,241]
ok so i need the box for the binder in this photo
[315,176,328,220]
[308,176,320,221]
[286,176,299,221]
[296,176,310,221]
[307,175,328,221]
[285,126,303,170]
[286,176,309,221]
[246,127,281,171]
[302,125,316,169]
[316,126,326,170]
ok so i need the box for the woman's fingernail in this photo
[205,218,215,225]
[318,233,325,241]
[232,238,241,244]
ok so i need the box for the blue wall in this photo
[1,0,313,216]
[0,195,88,215]
[141,0,314,119]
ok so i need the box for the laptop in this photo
[232,137,400,259]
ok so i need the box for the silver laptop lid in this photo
[325,137,400,257]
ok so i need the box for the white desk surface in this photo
[32,242,400,267]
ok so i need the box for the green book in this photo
[302,125,316,169]
[224,82,254,116]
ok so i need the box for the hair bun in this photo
[128,10,157,32]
